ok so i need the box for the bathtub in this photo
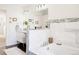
[29,22,79,55]
[32,43,79,55]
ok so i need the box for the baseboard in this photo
[5,44,18,49]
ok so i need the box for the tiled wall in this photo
[48,18,79,23]
[50,18,79,47]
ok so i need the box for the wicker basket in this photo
[48,37,53,44]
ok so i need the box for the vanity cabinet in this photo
[29,29,51,54]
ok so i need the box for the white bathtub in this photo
[33,43,79,55]
[29,22,79,55]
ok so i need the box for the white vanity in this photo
[29,29,51,54]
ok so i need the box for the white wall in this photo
[0,5,24,46]
[6,5,24,46]
[48,4,79,19]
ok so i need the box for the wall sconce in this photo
[9,17,17,23]
[12,18,17,22]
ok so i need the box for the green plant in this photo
[24,21,28,25]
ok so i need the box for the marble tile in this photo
[0,49,6,55]
[28,51,36,55]
[5,47,26,55]
[49,18,79,23]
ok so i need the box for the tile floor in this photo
[0,49,6,55]
[5,47,26,55]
